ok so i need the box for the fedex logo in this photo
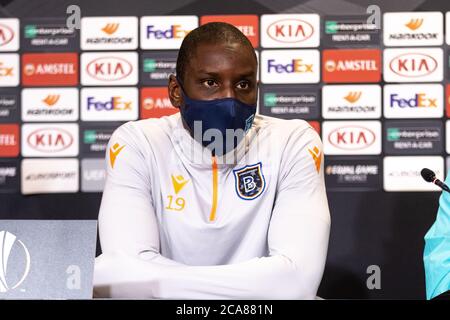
[87,96,132,111]
[81,87,138,121]
[0,61,13,76]
[384,84,443,119]
[140,16,198,49]
[267,59,313,73]
[0,54,19,86]
[390,93,437,108]
[261,50,319,84]
[146,25,189,39]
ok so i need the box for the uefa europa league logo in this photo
[0,231,31,293]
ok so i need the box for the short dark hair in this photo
[176,22,257,82]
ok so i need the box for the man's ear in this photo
[168,74,182,108]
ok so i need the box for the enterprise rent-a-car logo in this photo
[385,120,443,155]
[140,51,177,85]
[0,90,18,121]
[22,18,79,51]
[259,85,320,119]
[323,15,380,46]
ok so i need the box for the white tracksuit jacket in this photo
[93,113,331,299]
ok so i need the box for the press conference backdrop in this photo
[0,0,448,299]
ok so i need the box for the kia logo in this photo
[86,56,132,81]
[0,231,31,293]
[267,19,314,43]
[328,126,376,150]
[0,24,14,47]
[389,53,437,78]
[27,128,73,153]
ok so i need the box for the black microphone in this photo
[421,168,450,192]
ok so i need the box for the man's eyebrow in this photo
[239,71,257,78]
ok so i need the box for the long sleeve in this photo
[94,124,331,299]
[424,173,450,300]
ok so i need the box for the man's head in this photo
[169,22,258,107]
[168,22,259,156]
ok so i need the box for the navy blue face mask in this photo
[177,78,257,156]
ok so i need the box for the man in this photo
[424,174,450,300]
[94,22,330,299]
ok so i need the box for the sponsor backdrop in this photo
[0,0,448,299]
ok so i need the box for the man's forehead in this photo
[188,42,257,72]
[195,40,253,54]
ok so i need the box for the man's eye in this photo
[236,81,250,90]
[202,80,218,88]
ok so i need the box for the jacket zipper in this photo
[209,156,218,222]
